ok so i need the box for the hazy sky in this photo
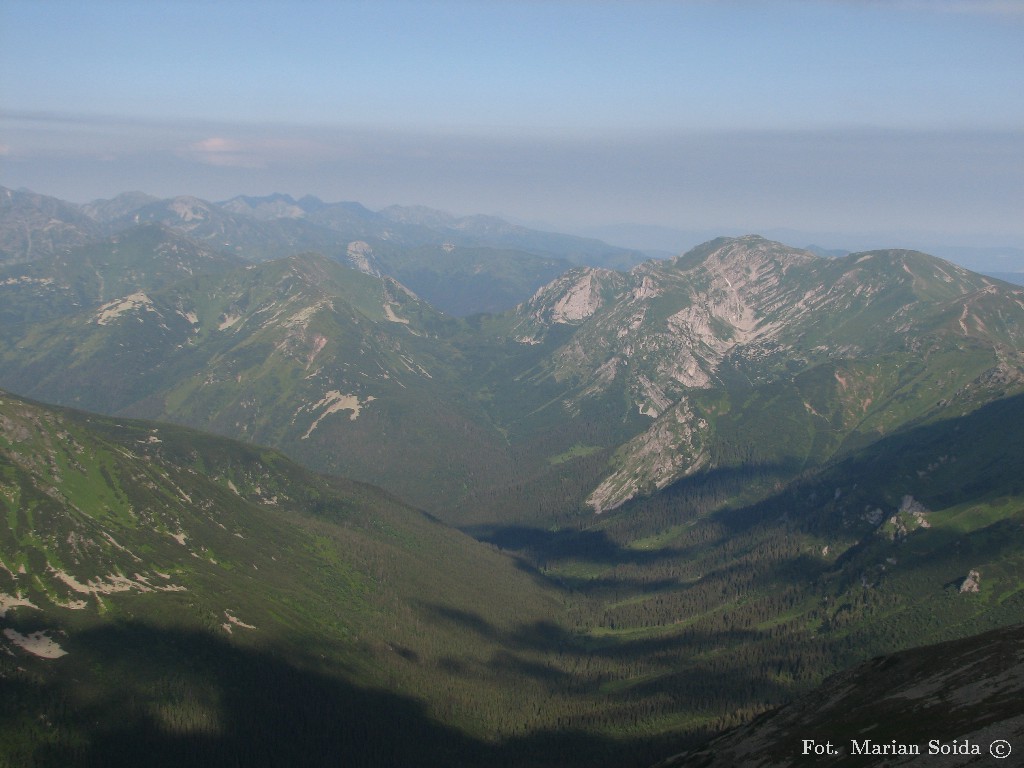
[2,0,1022,247]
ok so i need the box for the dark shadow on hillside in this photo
[470,525,658,563]
[657,622,1024,768]
[2,621,680,768]
[702,391,1024,539]
[427,393,1024,758]
[465,459,800,568]
[477,392,1024,580]
[417,600,796,702]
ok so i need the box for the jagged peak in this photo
[673,234,817,271]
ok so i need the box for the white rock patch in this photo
[383,302,410,324]
[551,271,604,323]
[300,391,376,439]
[0,591,38,617]
[3,628,67,659]
[222,609,257,634]
[95,292,154,325]
[218,313,241,331]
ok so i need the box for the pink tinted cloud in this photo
[185,135,329,168]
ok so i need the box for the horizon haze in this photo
[2,0,1022,252]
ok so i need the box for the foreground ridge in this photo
[655,623,1024,767]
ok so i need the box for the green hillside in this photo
[4,385,1022,766]
[3,209,1024,766]
[0,224,244,333]
[0,391,675,767]
[476,391,1024,755]
[0,250,514,513]
[471,237,1024,520]
[3,232,1023,529]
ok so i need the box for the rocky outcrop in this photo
[514,236,1024,513]
[877,495,932,542]
[960,569,981,594]
[587,399,709,513]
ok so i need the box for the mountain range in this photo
[1,186,644,317]
[2,187,1023,766]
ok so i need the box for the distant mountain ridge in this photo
[578,221,1024,273]
[0,187,103,262]
[1,187,644,316]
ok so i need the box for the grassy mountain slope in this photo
[482,236,1024,515]
[4,388,1022,766]
[2,390,665,766]
[3,208,1024,765]
[0,224,245,333]
[0,252,514,513]
[4,231,1023,529]
[477,391,1024,755]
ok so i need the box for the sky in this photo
[1,0,1022,251]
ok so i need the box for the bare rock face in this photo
[344,240,380,276]
[960,569,981,594]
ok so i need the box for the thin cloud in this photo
[183,134,345,169]
[186,137,267,169]
[2,111,1021,245]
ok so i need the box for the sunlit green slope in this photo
[4,233,1024,531]
[0,249,516,513]
[0,390,622,766]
